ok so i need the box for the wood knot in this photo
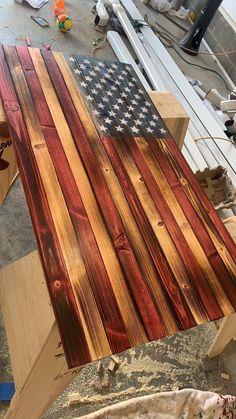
[158,221,164,227]
[114,233,128,250]
[53,280,62,290]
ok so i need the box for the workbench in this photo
[0,46,236,419]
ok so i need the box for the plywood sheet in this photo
[0,46,235,368]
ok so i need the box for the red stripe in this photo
[0,45,91,368]
[41,49,166,340]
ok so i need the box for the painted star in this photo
[118,75,124,81]
[98,62,105,67]
[117,98,124,104]
[138,88,144,94]
[121,92,128,98]
[115,80,120,85]
[131,126,139,134]
[128,82,134,87]
[74,68,81,74]
[135,119,142,125]
[150,120,156,127]
[80,81,87,88]
[85,76,92,82]
[160,128,167,134]
[104,74,112,79]
[128,105,135,111]
[146,127,154,133]
[124,112,131,119]
[131,99,138,105]
[84,59,90,64]
[124,87,130,92]
[139,113,145,119]
[86,95,93,101]
[94,66,100,71]
[89,70,96,77]
[96,83,103,89]
[102,97,109,103]
[114,104,120,110]
[107,91,113,97]
[105,117,112,124]
[132,77,137,82]
[108,68,115,74]
[134,94,141,100]
[99,124,107,132]
[141,107,148,113]
[101,78,107,83]
[79,64,86,70]
[122,70,127,75]
[153,115,159,120]
[98,103,105,109]
[93,109,100,116]
[69,56,76,62]
[145,101,152,107]
[91,89,98,95]
[112,63,118,69]
[108,110,116,117]
[116,125,124,132]
[111,86,117,91]
[120,118,128,125]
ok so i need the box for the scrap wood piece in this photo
[0,46,236,369]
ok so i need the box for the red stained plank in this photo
[0,45,91,368]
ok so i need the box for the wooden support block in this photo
[148,91,189,150]
[0,251,81,419]
[0,99,18,205]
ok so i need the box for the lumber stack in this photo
[0,46,235,369]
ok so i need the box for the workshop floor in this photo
[0,0,235,418]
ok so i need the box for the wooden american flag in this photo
[0,46,236,368]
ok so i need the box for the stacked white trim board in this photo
[108,0,236,188]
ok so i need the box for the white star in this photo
[131,126,139,134]
[101,78,107,83]
[98,103,105,109]
[128,105,135,111]
[86,95,93,101]
[150,120,156,126]
[108,68,115,74]
[153,115,159,120]
[80,81,87,88]
[132,77,137,82]
[122,70,127,75]
[160,128,167,134]
[139,113,145,119]
[116,125,124,132]
[138,88,144,94]
[105,117,112,124]
[109,110,116,117]
[89,70,96,77]
[104,74,112,79]
[121,92,128,98]
[69,56,76,62]
[117,98,124,104]
[145,101,152,107]
[124,112,131,119]
[141,107,148,113]
[107,91,113,97]
[98,62,105,67]
[111,86,117,91]
[102,97,109,103]
[112,63,118,69]
[99,124,107,132]
[96,83,102,89]
[93,109,100,116]
[124,87,130,92]
[115,80,120,85]
[114,104,120,110]
[120,118,128,125]
[128,82,134,87]
[79,64,86,70]
[131,99,138,105]
[91,89,98,95]
[146,127,154,133]
[135,119,142,125]
[74,68,81,74]
[85,76,92,82]
[84,59,90,64]
[118,75,124,80]
[94,66,100,71]
[134,94,141,100]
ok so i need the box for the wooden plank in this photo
[0,98,9,137]
[29,48,148,345]
[17,46,130,355]
[53,52,180,335]
[0,45,91,368]
[42,49,163,342]
[3,45,111,366]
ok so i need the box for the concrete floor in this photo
[0,0,236,418]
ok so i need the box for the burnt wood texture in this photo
[0,46,236,368]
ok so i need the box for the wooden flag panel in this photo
[0,46,236,369]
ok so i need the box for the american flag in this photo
[68,54,168,138]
